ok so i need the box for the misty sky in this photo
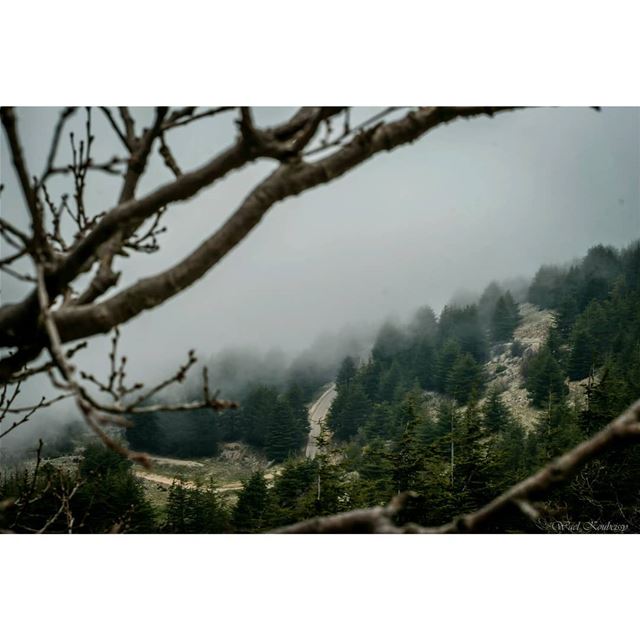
[1,107,639,433]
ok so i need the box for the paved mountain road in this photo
[305,384,337,459]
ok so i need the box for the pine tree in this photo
[336,356,357,388]
[578,364,627,437]
[490,293,520,342]
[411,336,436,389]
[301,425,346,518]
[363,402,395,441]
[446,352,483,403]
[126,412,165,454]
[488,420,527,493]
[567,327,594,380]
[438,304,488,363]
[356,438,394,505]
[481,387,513,433]
[452,393,490,512]
[75,444,156,533]
[165,478,229,533]
[435,338,461,392]
[241,385,280,448]
[434,399,459,457]
[372,322,409,365]
[165,479,188,532]
[524,346,567,408]
[266,398,298,462]
[408,305,438,340]
[233,472,270,532]
[285,383,310,449]
[478,281,504,326]
[377,360,407,403]
[268,458,317,527]
[327,379,370,441]
[389,408,423,493]
[533,394,581,462]
[185,479,230,533]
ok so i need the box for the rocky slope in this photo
[484,302,556,431]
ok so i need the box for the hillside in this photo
[3,240,639,533]
[485,302,556,431]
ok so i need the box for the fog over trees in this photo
[1,106,639,535]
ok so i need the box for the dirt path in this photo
[305,384,337,459]
[134,454,204,468]
[135,469,274,493]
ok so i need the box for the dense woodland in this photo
[2,241,639,533]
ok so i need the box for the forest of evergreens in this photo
[2,241,639,533]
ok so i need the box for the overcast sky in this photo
[1,107,639,435]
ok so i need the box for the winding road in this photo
[305,383,337,459]
[134,383,337,490]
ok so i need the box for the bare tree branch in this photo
[0,248,28,267]
[0,107,348,357]
[0,107,48,257]
[99,107,131,151]
[0,107,517,394]
[51,107,516,345]
[118,107,137,147]
[162,107,235,131]
[7,341,88,383]
[35,264,151,468]
[40,107,77,182]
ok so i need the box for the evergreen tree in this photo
[241,385,280,448]
[567,327,594,380]
[578,365,627,437]
[487,420,527,493]
[285,383,310,449]
[478,281,504,326]
[411,337,436,390]
[336,356,357,388]
[446,352,483,403]
[359,358,383,401]
[75,444,157,533]
[165,478,229,533]
[452,393,491,512]
[490,293,520,342]
[126,412,165,454]
[524,346,567,408]
[528,264,566,308]
[408,305,438,340]
[232,472,270,532]
[482,387,513,433]
[556,294,579,339]
[533,394,581,462]
[363,402,396,441]
[435,399,460,454]
[298,426,347,519]
[163,409,220,458]
[327,379,370,441]
[372,322,409,365]
[266,398,298,462]
[438,304,488,363]
[165,479,188,532]
[435,338,462,392]
[377,360,407,403]
[389,404,423,493]
[355,438,394,505]
[267,458,317,527]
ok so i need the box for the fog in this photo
[1,107,639,447]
